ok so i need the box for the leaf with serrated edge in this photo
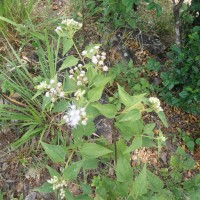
[81,143,112,159]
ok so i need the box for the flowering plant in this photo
[34,19,169,199]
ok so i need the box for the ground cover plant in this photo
[0,0,200,199]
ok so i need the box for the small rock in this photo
[25,192,37,200]
[160,152,167,164]
[2,163,8,171]
[94,116,115,143]
[16,182,24,192]
[25,168,38,179]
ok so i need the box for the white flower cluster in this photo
[91,52,108,72]
[69,64,88,87]
[36,81,48,90]
[81,45,100,56]
[55,19,82,37]
[61,19,82,29]
[37,79,65,103]
[149,97,163,113]
[81,46,108,72]
[47,176,67,199]
[63,104,88,127]
[74,89,85,100]
[160,136,167,142]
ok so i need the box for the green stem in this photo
[72,39,85,65]
[55,36,61,72]
[65,150,75,169]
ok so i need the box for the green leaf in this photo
[64,71,77,91]
[0,190,3,200]
[87,66,97,84]
[116,156,133,182]
[147,2,157,10]
[59,55,79,71]
[131,93,147,104]
[88,86,104,102]
[142,137,156,148]
[63,38,73,56]
[52,100,68,113]
[47,165,61,178]
[81,143,112,159]
[83,159,98,170]
[123,136,142,154]
[0,16,19,27]
[115,119,144,140]
[147,170,164,192]
[133,83,141,91]
[93,76,111,87]
[143,123,155,138]
[124,136,155,154]
[122,0,134,8]
[34,182,53,193]
[31,90,43,100]
[196,138,200,145]
[118,84,133,107]
[158,111,168,127]
[91,103,117,118]
[72,120,96,140]
[186,141,195,151]
[156,4,162,17]
[182,157,196,170]
[41,142,66,163]
[63,160,83,180]
[30,31,45,41]
[131,165,147,198]
[117,109,141,122]
[42,96,51,111]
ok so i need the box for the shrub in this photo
[160,26,200,114]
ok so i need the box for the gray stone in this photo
[25,192,36,200]
[138,33,166,55]
[94,116,115,143]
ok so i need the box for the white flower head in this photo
[51,97,56,103]
[102,65,108,72]
[77,80,82,86]
[57,82,62,88]
[92,56,98,65]
[98,60,104,65]
[69,75,74,79]
[78,64,83,68]
[101,55,106,60]
[96,54,101,59]
[50,79,56,85]
[55,26,63,35]
[82,50,87,56]
[81,119,87,125]
[37,81,47,90]
[45,92,50,97]
[74,89,85,100]
[149,97,163,113]
[160,136,167,142]
[94,46,100,49]
[59,91,65,98]
[83,77,88,83]
[64,104,88,127]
